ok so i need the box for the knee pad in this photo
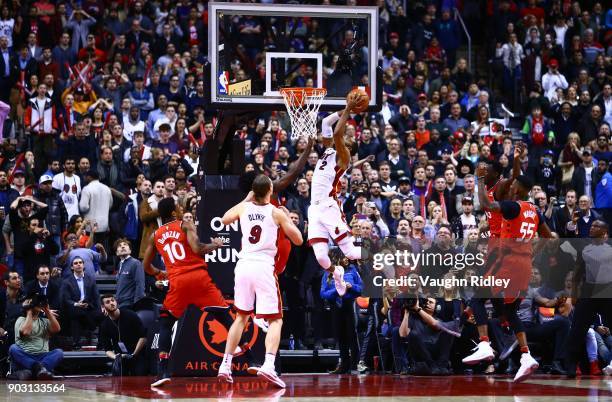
[312,242,331,269]
[338,237,361,260]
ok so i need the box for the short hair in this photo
[113,238,132,252]
[158,197,177,220]
[37,265,50,275]
[3,270,18,281]
[100,294,115,304]
[252,174,272,200]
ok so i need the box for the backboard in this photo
[208,2,380,112]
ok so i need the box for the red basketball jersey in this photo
[271,195,291,273]
[154,220,205,280]
[484,180,503,238]
[501,201,540,254]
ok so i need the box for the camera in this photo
[25,293,49,309]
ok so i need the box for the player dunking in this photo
[463,143,523,365]
[474,164,553,382]
[218,175,303,388]
[309,93,364,296]
[143,197,229,387]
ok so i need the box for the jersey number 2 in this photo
[319,160,327,170]
[249,225,262,244]
[163,241,186,263]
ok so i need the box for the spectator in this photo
[21,218,59,284]
[566,195,602,238]
[57,230,106,278]
[0,271,24,350]
[99,294,148,376]
[113,239,145,310]
[9,292,62,379]
[52,157,81,219]
[5,196,48,277]
[34,174,68,249]
[61,256,102,349]
[79,170,113,246]
[542,59,568,101]
[451,197,479,240]
[24,265,61,311]
[321,250,362,374]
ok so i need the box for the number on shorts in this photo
[249,225,262,244]
[162,241,186,263]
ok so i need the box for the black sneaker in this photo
[550,360,567,375]
[34,364,54,380]
[151,359,171,387]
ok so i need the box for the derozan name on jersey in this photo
[157,230,181,244]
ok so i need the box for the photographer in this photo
[8,292,62,380]
[22,219,60,284]
[99,295,147,376]
[398,295,455,375]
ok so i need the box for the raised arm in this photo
[496,142,524,199]
[334,94,362,170]
[476,164,501,212]
[274,137,314,193]
[273,207,303,245]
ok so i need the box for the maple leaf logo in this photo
[208,320,228,345]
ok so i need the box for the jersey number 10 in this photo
[163,241,186,263]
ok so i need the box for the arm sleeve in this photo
[500,200,521,220]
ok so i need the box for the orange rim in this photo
[280,87,327,107]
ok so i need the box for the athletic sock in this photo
[262,353,276,371]
[479,336,489,343]
[520,346,530,354]
[222,353,233,368]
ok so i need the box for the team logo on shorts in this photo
[198,305,259,358]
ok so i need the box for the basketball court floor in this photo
[1,375,610,401]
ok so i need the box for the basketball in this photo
[347,88,369,113]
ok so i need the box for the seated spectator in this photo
[8,292,62,379]
[99,294,148,376]
[25,265,61,312]
[60,256,102,349]
[57,228,106,278]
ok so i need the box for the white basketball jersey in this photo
[311,148,346,202]
[238,202,278,264]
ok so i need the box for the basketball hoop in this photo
[280,87,326,141]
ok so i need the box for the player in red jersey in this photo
[143,197,227,387]
[463,143,524,366]
[473,168,553,383]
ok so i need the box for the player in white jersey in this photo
[218,174,303,388]
[308,93,364,296]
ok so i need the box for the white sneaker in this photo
[257,366,286,388]
[333,266,347,296]
[513,353,539,383]
[462,341,495,365]
[603,362,612,376]
[253,317,269,333]
[217,364,233,384]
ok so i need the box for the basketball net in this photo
[280,87,326,141]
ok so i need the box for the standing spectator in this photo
[138,180,164,259]
[542,59,568,101]
[5,197,48,277]
[554,189,578,237]
[113,239,145,310]
[52,157,81,220]
[0,271,24,350]
[21,218,59,284]
[61,256,102,349]
[51,33,77,84]
[451,197,479,240]
[321,250,362,374]
[9,294,62,379]
[497,33,524,106]
[99,294,148,376]
[435,8,460,68]
[65,8,97,55]
[79,170,113,247]
[24,84,58,175]
[565,220,612,377]
[34,174,68,250]
[571,148,600,199]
